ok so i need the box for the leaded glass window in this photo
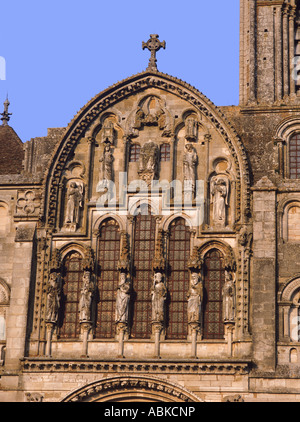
[203,249,225,340]
[131,207,156,339]
[95,219,120,339]
[160,143,171,162]
[289,134,300,179]
[129,144,141,162]
[59,252,83,339]
[166,218,190,340]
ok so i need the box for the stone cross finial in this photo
[1,97,12,126]
[142,34,166,71]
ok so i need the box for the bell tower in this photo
[239,0,298,106]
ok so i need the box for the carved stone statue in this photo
[187,272,203,324]
[99,143,114,182]
[115,273,131,324]
[183,144,198,194]
[64,181,84,226]
[79,271,95,323]
[222,270,236,322]
[185,118,198,142]
[45,272,62,324]
[210,176,230,226]
[138,140,159,186]
[151,272,167,323]
[139,140,159,173]
[133,107,145,129]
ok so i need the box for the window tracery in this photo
[129,143,141,162]
[160,143,171,162]
[166,217,190,340]
[131,207,156,339]
[203,249,225,340]
[95,219,121,339]
[59,252,83,339]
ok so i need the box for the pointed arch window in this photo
[166,218,190,340]
[59,252,83,339]
[203,249,225,340]
[95,219,121,339]
[131,205,156,339]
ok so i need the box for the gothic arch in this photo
[198,240,236,268]
[41,70,251,229]
[61,375,203,402]
[93,213,125,234]
[128,199,158,217]
[57,243,86,261]
[161,212,194,231]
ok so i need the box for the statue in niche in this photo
[222,270,236,322]
[115,273,131,324]
[210,176,230,227]
[187,272,203,324]
[151,272,167,323]
[79,271,95,323]
[133,107,145,130]
[64,181,84,226]
[99,142,114,183]
[45,272,62,324]
[138,140,159,186]
[185,117,198,142]
[183,144,198,194]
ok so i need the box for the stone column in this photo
[289,6,297,97]
[274,5,283,103]
[248,0,257,104]
[251,177,277,371]
[282,4,290,99]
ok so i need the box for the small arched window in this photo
[160,143,171,162]
[288,205,300,241]
[203,249,225,340]
[281,201,300,243]
[59,252,83,339]
[129,144,141,162]
[289,134,300,179]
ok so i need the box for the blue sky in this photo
[0,0,240,142]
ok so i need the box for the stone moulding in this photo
[21,358,251,375]
[61,374,203,403]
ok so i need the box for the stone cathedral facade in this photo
[2,0,300,403]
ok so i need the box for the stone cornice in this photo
[21,357,252,375]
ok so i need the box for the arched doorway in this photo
[61,375,203,402]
